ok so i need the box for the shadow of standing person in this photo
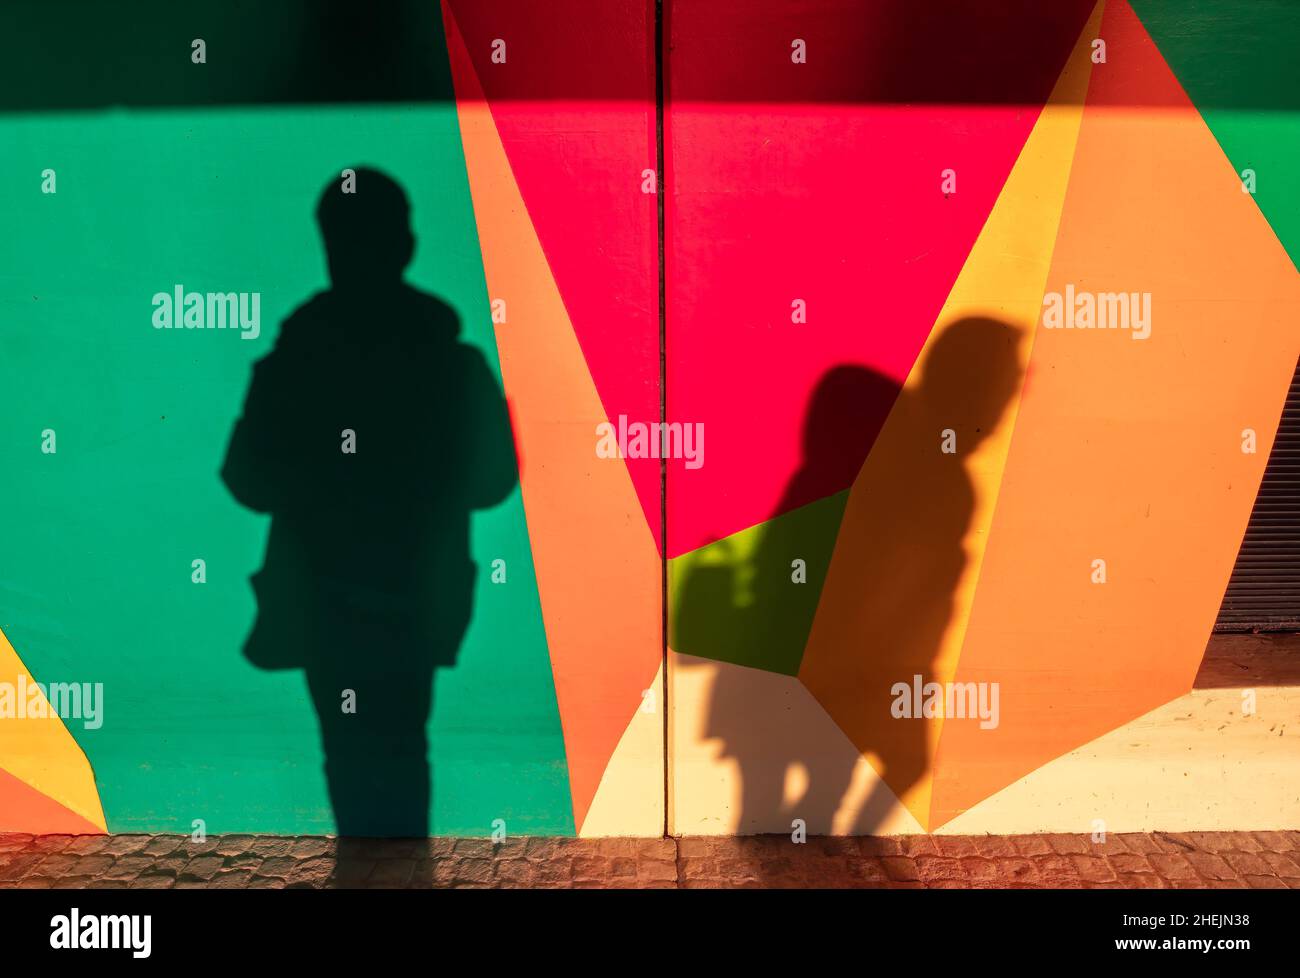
[221,168,517,883]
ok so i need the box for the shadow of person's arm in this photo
[458,344,519,510]
[220,319,307,514]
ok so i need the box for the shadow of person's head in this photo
[798,364,901,490]
[917,316,1023,453]
[316,166,415,290]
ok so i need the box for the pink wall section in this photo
[664,0,1096,558]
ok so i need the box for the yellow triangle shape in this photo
[0,626,106,830]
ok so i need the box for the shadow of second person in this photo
[677,316,1024,841]
[799,316,1025,832]
[221,168,517,847]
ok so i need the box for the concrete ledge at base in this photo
[0,832,1297,889]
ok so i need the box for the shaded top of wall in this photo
[3,0,1297,111]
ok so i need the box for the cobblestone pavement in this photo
[1,832,1297,889]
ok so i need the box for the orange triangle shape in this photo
[442,2,663,834]
[0,764,104,835]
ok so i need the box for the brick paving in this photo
[0,832,1297,889]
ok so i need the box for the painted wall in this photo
[1,0,1296,838]
[0,0,663,838]
[665,0,1300,836]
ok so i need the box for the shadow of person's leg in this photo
[306,614,435,887]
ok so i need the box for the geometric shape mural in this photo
[670,0,1300,833]
[1,0,1296,839]
[928,0,1300,829]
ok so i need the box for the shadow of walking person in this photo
[811,318,1024,836]
[220,168,517,884]
[673,365,901,840]
[677,317,1023,858]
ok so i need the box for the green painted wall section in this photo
[670,492,848,676]
[0,105,575,835]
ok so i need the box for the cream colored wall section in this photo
[581,664,666,837]
[938,685,1299,835]
[670,650,1298,836]
[670,654,923,836]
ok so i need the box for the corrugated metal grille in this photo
[1215,357,1300,631]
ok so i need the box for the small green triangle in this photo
[669,491,849,676]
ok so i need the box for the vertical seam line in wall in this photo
[655,0,670,839]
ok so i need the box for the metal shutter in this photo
[1215,356,1300,631]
